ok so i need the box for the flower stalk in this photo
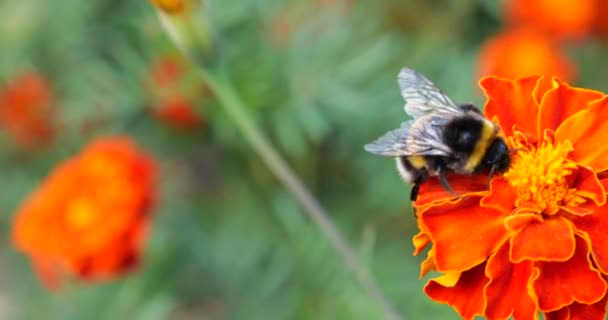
[151,2,402,319]
[154,0,216,67]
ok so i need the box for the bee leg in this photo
[410,184,420,201]
[487,164,497,189]
[410,174,428,217]
[437,167,461,198]
[410,186,420,217]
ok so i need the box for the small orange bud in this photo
[0,71,55,148]
[150,0,187,14]
[153,96,205,130]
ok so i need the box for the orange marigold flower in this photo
[504,0,595,40]
[477,28,576,83]
[414,75,608,319]
[12,137,156,288]
[0,72,54,147]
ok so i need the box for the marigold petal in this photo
[484,241,538,320]
[537,80,603,139]
[415,174,488,210]
[420,248,436,279]
[567,295,608,320]
[412,232,431,256]
[572,209,608,274]
[430,271,461,287]
[568,165,606,206]
[80,218,148,279]
[510,216,575,262]
[504,213,543,232]
[560,205,593,217]
[545,308,570,320]
[481,75,543,137]
[420,196,508,272]
[424,263,488,320]
[481,178,518,215]
[555,96,608,172]
[533,236,607,312]
[600,176,608,191]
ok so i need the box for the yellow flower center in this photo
[503,139,583,214]
[66,198,98,230]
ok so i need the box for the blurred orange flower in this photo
[0,72,54,147]
[152,96,204,130]
[152,55,183,87]
[504,0,595,40]
[414,76,608,319]
[477,29,576,83]
[148,55,205,130]
[150,0,188,14]
[12,137,156,288]
[592,0,608,38]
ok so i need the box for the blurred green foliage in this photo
[1,0,608,319]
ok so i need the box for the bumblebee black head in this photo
[480,138,510,173]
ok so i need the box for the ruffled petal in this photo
[481,75,544,137]
[412,232,431,256]
[484,241,538,320]
[415,174,489,210]
[533,236,607,312]
[568,165,606,207]
[544,308,570,320]
[600,176,608,190]
[572,207,608,274]
[544,294,608,320]
[481,178,518,215]
[420,247,436,278]
[537,80,603,139]
[510,216,575,262]
[424,263,488,320]
[555,96,608,172]
[567,295,608,320]
[505,213,543,232]
[420,196,508,272]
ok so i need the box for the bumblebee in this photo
[364,68,510,201]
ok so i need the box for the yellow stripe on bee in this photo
[463,120,496,173]
[409,156,426,169]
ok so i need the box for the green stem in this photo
[201,68,403,320]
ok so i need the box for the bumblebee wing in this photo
[364,121,413,156]
[398,68,463,118]
[404,115,453,156]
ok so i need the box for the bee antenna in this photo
[509,148,524,154]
